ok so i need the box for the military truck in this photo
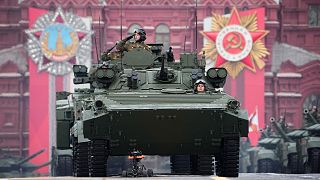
[55,42,248,177]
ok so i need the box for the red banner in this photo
[240,8,266,146]
[28,7,65,173]
[202,8,268,146]
[28,7,50,173]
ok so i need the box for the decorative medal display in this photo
[26,7,93,75]
[201,7,269,78]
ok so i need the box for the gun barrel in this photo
[22,161,51,172]
[259,128,269,138]
[270,117,292,142]
[304,109,319,125]
[17,149,45,165]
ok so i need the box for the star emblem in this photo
[26,7,93,76]
[201,7,269,78]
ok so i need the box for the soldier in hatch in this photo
[194,79,207,94]
[116,28,150,52]
[101,28,150,61]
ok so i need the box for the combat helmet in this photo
[194,79,207,93]
[133,28,147,42]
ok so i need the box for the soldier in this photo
[278,115,288,133]
[265,125,272,137]
[116,28,150,52]
[194,79,207,93]
[101,28,150,61]
[166,47,174,62]
[259,125,271,139]
[310,105,319,120]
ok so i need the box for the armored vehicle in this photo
[246,119,290,173]
[271,117,308,174]
[304,109,320,173]
[305,123,320,173]
[246,116,309,174]
[52,92,74,176]
[0,149,51,178]
[55,41,248,177]
[239,138,252,173]
[245,118,289,173]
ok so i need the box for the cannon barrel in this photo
[270,117,292,142]
[304,109,319,125]
[16,149,45,166]
[259,128,269,138]
[21,161,51,172]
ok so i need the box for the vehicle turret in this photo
[270,117,293,142]
[259,128,270,139]
[303,109,320,127]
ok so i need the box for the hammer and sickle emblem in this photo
[225,32,243,50]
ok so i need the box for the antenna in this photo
[102,8,107,51]
[183,7,188,53]
[92,23,99,63]
[99,16,102,61]
[120,0,123,40]
[184,35,187,52]
[195,0,198,52]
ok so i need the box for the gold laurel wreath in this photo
[202,11,270,78]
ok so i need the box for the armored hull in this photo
[74,92,248,156]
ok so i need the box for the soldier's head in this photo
[279,115,285,121]
[287,122,294,129]
[133,28,146,42]
[194,79,207,93]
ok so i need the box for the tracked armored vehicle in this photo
[304,109,320,173]
[55,43,248,177]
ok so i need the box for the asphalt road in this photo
[2,174,320,180]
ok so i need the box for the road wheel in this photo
[73,141,89,177]
[257,159,274,173]
[88,139,109,177]
[308,148,320,173]
[190,155,214,175]
[215,135,239,177]
[147,169,153,177]
[56,155,73,176]
[288,153,299,173]
[170,155,191,174]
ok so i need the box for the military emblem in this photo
[202,7,269,78]
[26,7,93,75]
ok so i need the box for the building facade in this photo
[0,0,319,156]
